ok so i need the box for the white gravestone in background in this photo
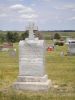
[13,24,51,91]
[69,42,75,55]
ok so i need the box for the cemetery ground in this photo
[0,41,75,100]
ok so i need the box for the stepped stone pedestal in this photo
[13,24,52,91]
[14,75,51,91]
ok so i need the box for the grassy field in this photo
[0,41,75,100]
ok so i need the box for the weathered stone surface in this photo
[19,38,45,76]
[13,75,51,91]
[13,80,51,91]
[17,75,48,82]
[69,42,75,54]
[13,24,51,91]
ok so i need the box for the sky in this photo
[0,0,75,31]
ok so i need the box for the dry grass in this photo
[0,41,75,100]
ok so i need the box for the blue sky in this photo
[0,0,75,30]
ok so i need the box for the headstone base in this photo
[13,75,52,91]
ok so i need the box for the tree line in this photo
[0,31,61,43]
[0,31,29,43]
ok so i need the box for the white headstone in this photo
[68,41,75,55]
[19,40,45,76]
[13,24,51,91]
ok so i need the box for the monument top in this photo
[28,23,35,40]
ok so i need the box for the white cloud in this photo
[0,13,7,17]
[44,0,51,1]
[10,4,25,10]
[0,4,38,22]
[18,8,34,14]
[55,4,75,10]
[68,17,75,20]
[8,0,23,1]
[72,9,75,11]
[31,4,36,7]
[20,14,38,19]
[65,5,75,9]
[10,4,35,14]
[39,0,51,2]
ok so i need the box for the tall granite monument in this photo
[13,24,51,91]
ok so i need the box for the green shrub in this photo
[54,41,64,46]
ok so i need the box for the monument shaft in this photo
[19,39,45,76]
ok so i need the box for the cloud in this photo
[68,17,75,20]
[72,9,75,11]
[55,4,75,10]
[20,14,38,19]
[10,4,34,12]
[38,0,51,2]
[44,0,51,1]
[10,4,35,14]
[8,0,23,1]
[0,13,7,17]
[10,4,25,10]
[18,8,34,14]
[64,5,75,9]
[31,4,36,7]
[0,4,38,22]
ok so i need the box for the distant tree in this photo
[13,32,19,42]
[54,33,61,39]
[6,31,14,42]
[0,33,5,43]
[21,31,29,40]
